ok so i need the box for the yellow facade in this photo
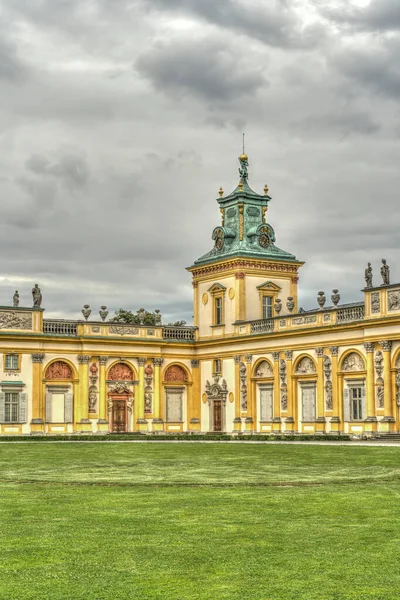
[1,157,400,437]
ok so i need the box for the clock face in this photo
[214,228,224,250]
[259,226,271,248]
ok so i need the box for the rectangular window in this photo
[215,297,223,325]
[301,383,316,422]
[213,359,222,376]
[165,388,183,422]
[351,387,362,420]
[5,392,19,423]
[259,384,273,421]
[262,296,273,319]
[5,355,19,370]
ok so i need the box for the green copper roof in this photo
[192,154,299,267]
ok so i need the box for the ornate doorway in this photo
[112,399,126,433]
[213,400,222,431]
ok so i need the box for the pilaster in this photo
[315,347,325,432]
[136,357,147,432]
[97,356,109,432]
[272,351,281,432]
[152,358,164,431]
[233,355,242,432]
[235,272,246,322]
[76,355,91,432]
[284,350,294,432]
[189,359,201,432]
[329,346,340,432]
[381,340,395,429]
[364,342,377,433]
[31,353,45,433]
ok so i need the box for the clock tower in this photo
[187,153,304,338]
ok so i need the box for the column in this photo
[364,342,377,433]
[136,357,147,432]
[189,359,201,432]
[97,356,108,432]
[272,351,281,432]
[152,358,164,432]
[233,355,242,432]
[76,355,91,432]
[381,340,395,430]
[315,347,325,433]
[244,354,253,432]
[329,346,340,432]
[235,272,246,322]
[284,350,294,432]
[31,353,45,433]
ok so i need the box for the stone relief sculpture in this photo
[388,290,400,312]
[341,353,365,372]
[239,362,247,410]
[374,351,383,378]
[205,375,228,403]
[164,365,188,382]
[364,263,373,288]
[255,360,273,378]
[371,291,380,314]
[32,284,42,307]
[109,326,140,336]
[279,359,286,383]
[13,291,19,307]
[396,370,400,407]
[376,383,384,409]
[381,259,390,286]
[89,386,98,413]
[281,386,288,411]
[0,312,32,330]
[323,356,332,410]
[45,361,73,380]
[144,362,153,413]
[108,382,131,394]
[295,357,317,374]
[108,363,134,381]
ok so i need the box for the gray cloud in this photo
[320,0,400,33]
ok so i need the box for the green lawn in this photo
[1,443,400,599]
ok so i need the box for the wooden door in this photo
[112,400,126,433]
[213,400,222,432]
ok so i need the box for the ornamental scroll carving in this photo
[108,363,134,381]
[240,362,247,410]
[295,357,316,374]
[255,360,273,378]
[388,290,400,312]
[0,311,32,330]
[109,326,140,336]
[323,356,332,411]
[45,361,73,380]
[341,353,365,372]
[205,375,228,404]
[164,365,188,382]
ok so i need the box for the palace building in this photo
[1,153,400,437]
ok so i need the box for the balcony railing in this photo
[250,318,275,334]
[43,320,78,336]
[162,326,196,341]
[336,305,365,324]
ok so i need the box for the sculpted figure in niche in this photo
[342,353,365,372]
[165,365,188,382]
[145,364,153,377]
[296,357,316,374]
[381,259,390,286]
[46,361,72,380]
[32,284,42,307]
[377,385,384,409]
[89,388,97,412]
[364,263,373,288]
[108,363,133,381]
[255,360,273,377]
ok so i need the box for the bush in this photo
[0,433,352,442]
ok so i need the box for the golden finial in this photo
[238,181,243,191]
[219,186,224,198]
[264,184,269,195]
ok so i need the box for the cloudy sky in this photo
[0,0,399,322]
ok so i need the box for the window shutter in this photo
[361,385,367,421]
[19,393,27,423]
[343,387,350,422]
[45,392,52,423]
[64,393,73,423]
[0,392,5,423]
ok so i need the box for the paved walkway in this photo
[1,440,400,446]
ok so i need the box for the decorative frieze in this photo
[292,315,317,325]
[387,289,400,312]
[0,311,33,330]
[371,291,380,314]
[109,326,140,336]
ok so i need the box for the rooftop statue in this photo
[13,290,19,307]
[32,284,42,308]
[238,153,249,183]
[381,259,390,286]
[364,263,373,288]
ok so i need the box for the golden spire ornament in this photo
[219,187,224,198]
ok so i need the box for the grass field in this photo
[1,443,400,600]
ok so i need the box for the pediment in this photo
[256,280,281,292]
[207,283,227,294]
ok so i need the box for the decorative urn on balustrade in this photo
[317,291,326,309]
[331,289,340,306]
[274,299,282,315]
[99,306,109,322]
[286,297,295,313]
[81,305,92,321]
